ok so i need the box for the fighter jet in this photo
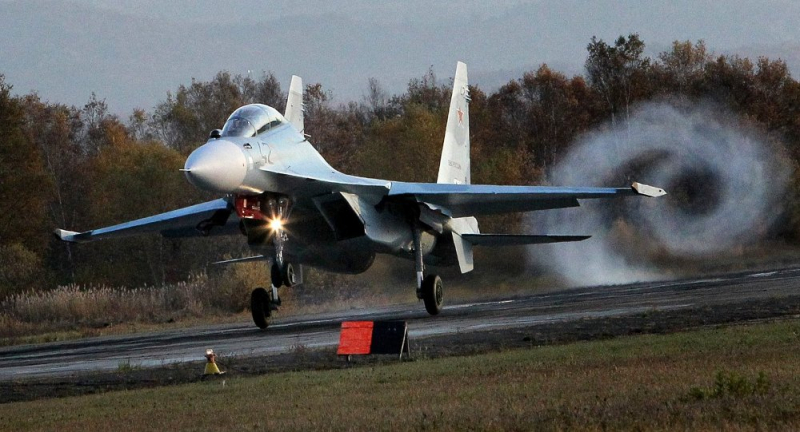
[55,62,666,329]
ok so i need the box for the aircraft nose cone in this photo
[183,140,248,193]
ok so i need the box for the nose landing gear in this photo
[271,261,296,288]
[240,193,297,329]
[250,286,280,329]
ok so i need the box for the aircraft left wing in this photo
[54,198,234,243]
[388,182,666,217]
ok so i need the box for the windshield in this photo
[221,104,286,137]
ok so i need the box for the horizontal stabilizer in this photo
[462,234,590,246]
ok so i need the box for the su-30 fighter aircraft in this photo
[56,62,666,329]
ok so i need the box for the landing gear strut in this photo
[268,195,295,288]
[413,222,443,315]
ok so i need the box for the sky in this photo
[1,0,798,115]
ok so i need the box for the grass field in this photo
[2,319,799,431]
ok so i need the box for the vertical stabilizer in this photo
[437,61,470,185]
[285,75,304,133]
[439,62,476,273]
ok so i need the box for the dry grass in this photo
[0,269,256,343]
[1,319,799,431]
[0,258,558,345]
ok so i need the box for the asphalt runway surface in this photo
[2,267,800,381]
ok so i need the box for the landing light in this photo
[269,218,284,231]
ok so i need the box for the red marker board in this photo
[337,321,374,355]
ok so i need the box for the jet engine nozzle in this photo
[183,140,248,193]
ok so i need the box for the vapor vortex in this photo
[526,102,791,285]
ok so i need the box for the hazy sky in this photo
[1,0,798,114]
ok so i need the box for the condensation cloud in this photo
[526,102,791,286]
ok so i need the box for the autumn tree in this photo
[585,34,652,125]
[362,77,401,122]
[6,33,800,295]
[150,71,285,154]
[521,65,601,172]
[654,40,711,96]
[0,76,51,295]
[78,137,191,286]
[356,103,445,182]
[19,95,87,281]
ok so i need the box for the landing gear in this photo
[420,274,443,315]
[412,221,444,315]
[270,262,296,288]
[250,287,276,329]
[282,262,297,287]
[239,193,296,329]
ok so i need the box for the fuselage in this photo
[182,104,455,274]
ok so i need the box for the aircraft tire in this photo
[250,287,271,329]
[282,262,296,287]
[270,263,283,288]
[421,274,443,315]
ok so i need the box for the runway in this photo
[2,268,799,380]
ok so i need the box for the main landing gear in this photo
[413,223,444,315]
[420,274,443,315]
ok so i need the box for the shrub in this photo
[687,370,771,400]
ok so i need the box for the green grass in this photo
[2,319,800,431]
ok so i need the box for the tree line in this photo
[2,34,800,297]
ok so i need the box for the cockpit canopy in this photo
[221,104,286,138]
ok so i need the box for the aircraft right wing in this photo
[54,198,236,243]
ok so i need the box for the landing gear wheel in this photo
[250,287,271,329]
[421,274,443,315]
[270,263,283,288]
[282,262,296,287]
